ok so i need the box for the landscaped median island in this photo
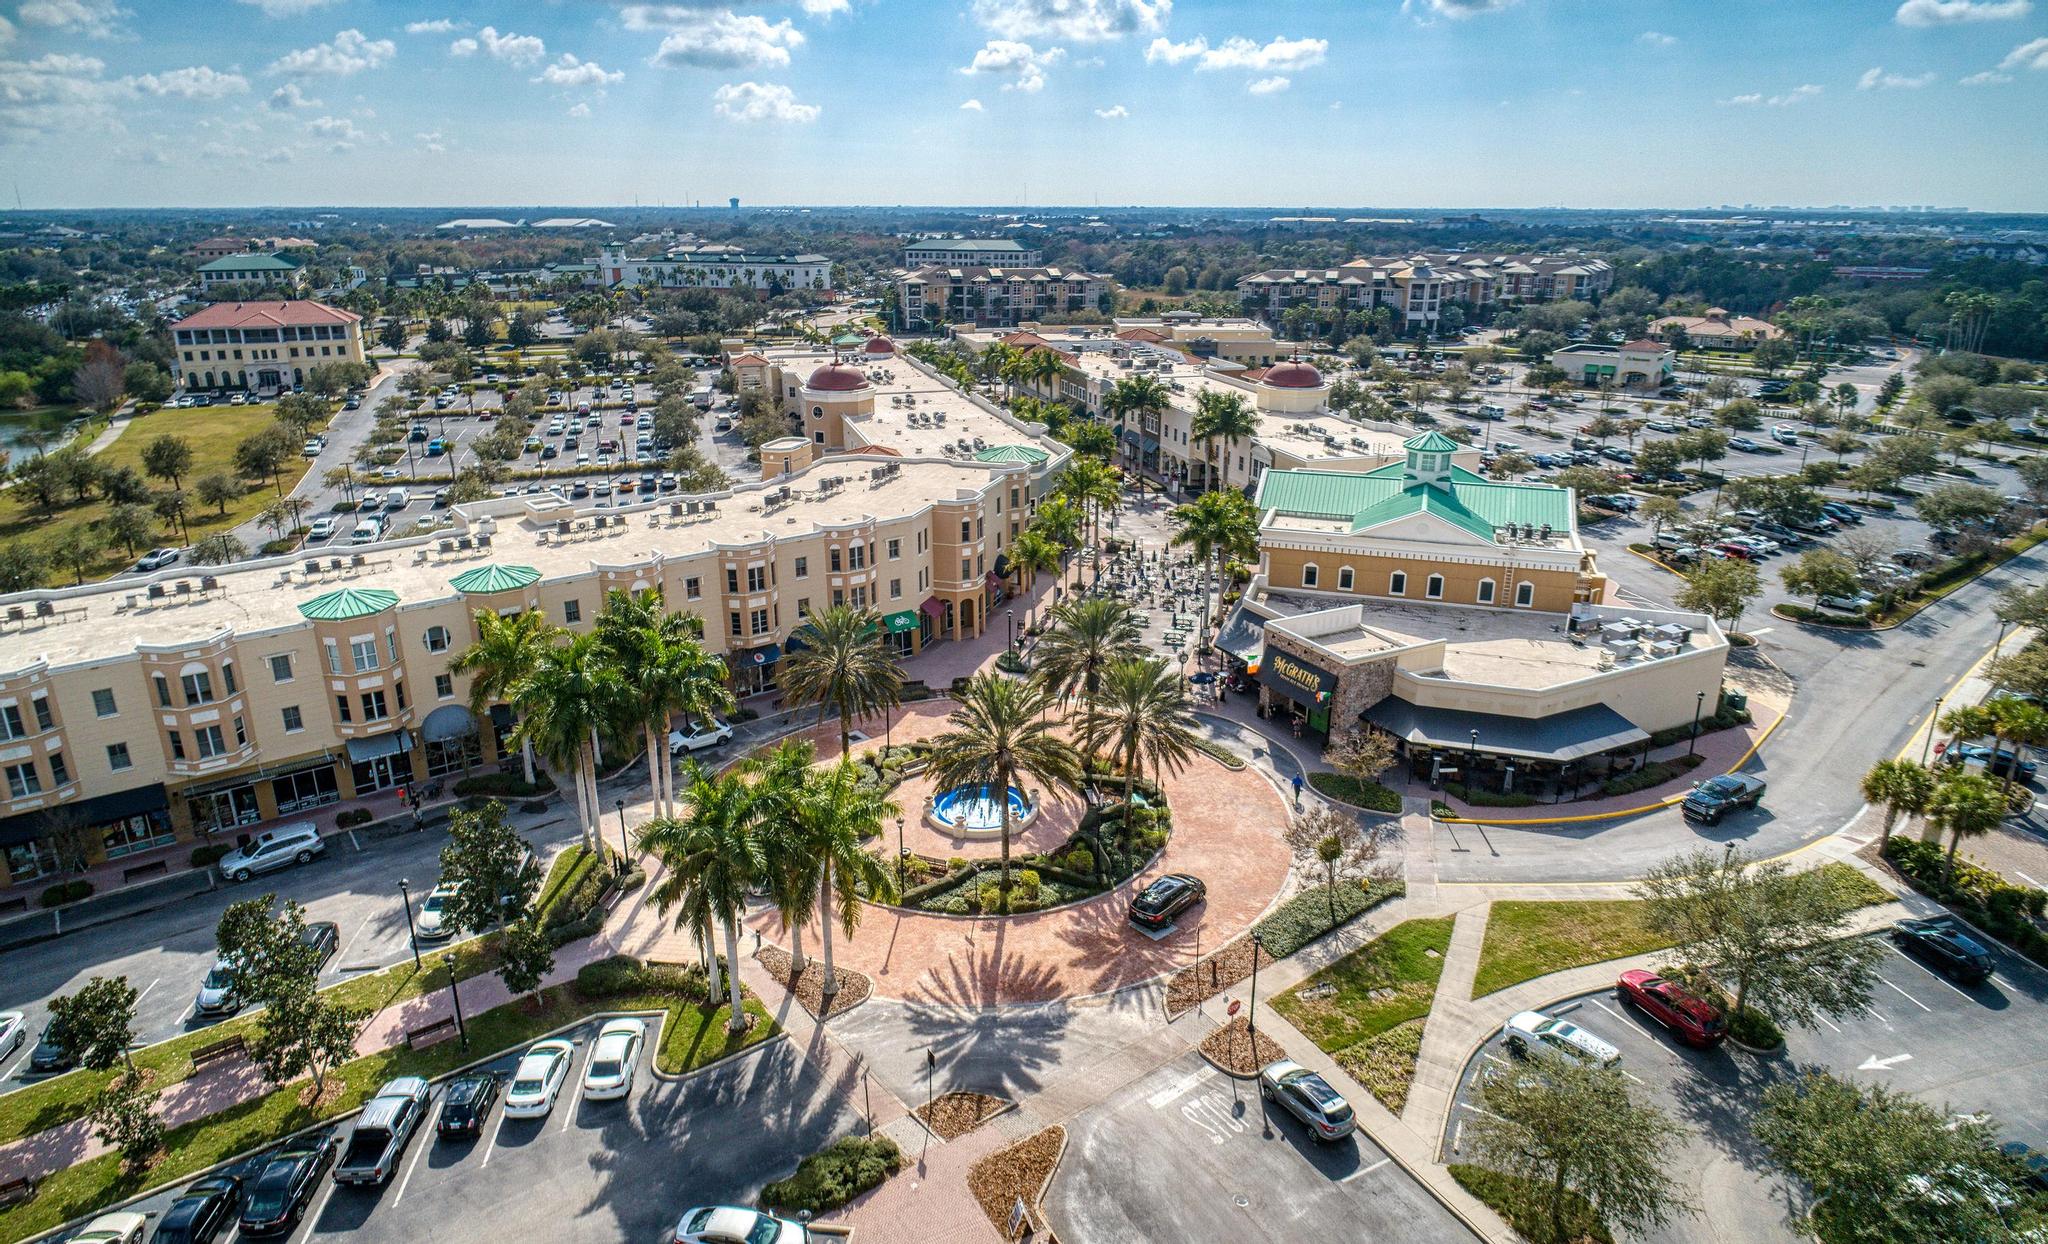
[759,1133,904,1217]
[1306,771,1402,813]
[0,956,777,1244]
[913,1091,1011,1141]
[1165,880,1404,1019]
[1449,1163,1612,1244]
[754,945,872,1019]
[966,1125,1067,1239]
[1272,917,1455,1112]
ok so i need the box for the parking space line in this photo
[560,1078,585,1133]
[1879,975,1934,1012]
[1590,997,1663,1045]
[391,1100,436,1205]
[479,1110,508,1169]
[1455,1102,1501,1119]
[333,916,374,972]
[1811,1012,1842,1034]
[133,977,160,1006]
[1,1045,31,1084]
[1340,1157,1392,1183]
[303,1177,338,1232]
[1885,948,1969,1002]
[1480,1053,1508,1068]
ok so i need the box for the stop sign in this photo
[1227,999,1241,1017]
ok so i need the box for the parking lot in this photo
[1443,928,2048,1244]
[74,1022,856,1244]
[1047,1053,1478,1242]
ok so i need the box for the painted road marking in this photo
[133,977,161,1005]
[303,1176,338,1233]
[1181,1090,1249,1146]
[479,1110,508,1169]
[1590,997,1663,1045]
[1455,1102,1501,1119]
[391,1102,436,1206]
[1,1044,32,1084]
[1481,1053,1509,1067]
[1858,1053,1913,1072]
[2016,871,2041,888]
[1886,947,1970,1003]
[333,916,375,972]
[1341,1158,1393,1182]
[1146,1068,1213,1110]
[1879,975,1934,1013]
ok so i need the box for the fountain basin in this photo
[927,784,1037,838]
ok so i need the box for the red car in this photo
[1617,970,1727,1046]
[1709,542,1755,561]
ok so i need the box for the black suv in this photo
[153,1175,242,1244]
[1129,873,1206,930]
[1682,774,1766,825]
[239,1132,339,1236]
[437,1071,501,1139]
[1890,916,1992,984]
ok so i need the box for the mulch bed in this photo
[914,1091,1011,1141]
[967,1125,1066,1238]
[755,945,872,1020]
[1198,1015,1286,1077]
[1165,935,1259,1020]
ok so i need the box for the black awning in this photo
[1215,605,1267,663]
[0,784,169,848]
[421,704,477,743]
[1363,699,1648,763]
[345,731,414,764]
[993,553,1011,577]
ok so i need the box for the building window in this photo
[220,663,237,695]
[424,626,450,653]
[563,600,581,624]
[726,568,740,593]
[350,639,379,673]
[48,752,68,786]
[325,641,341,675]
[269,654,293,682]
[685,576,701,600]
[1390,571,1408,596]
[890,578,902,599]
[960,520,973,543]
[1515,581,1535,608]
[4,762,40,798]
[888,538,901,560]
[232,717,247,748]
[335,694,352,723]
[361,691,388,721]
[747,567,767,592]
[960,558,972,581]
[1426,574,1445,600]
[283,705,303,732]
[107,742,132,771]
[92,688,118,717]
[794,556,808,578]
[0,705,22,742]
[1477,578,1497,605]
[154,674,173,708]
[386,631,399,664]
[1337,566,1354,591]
[829,548,842,573]
[435,673,453,699]
[750,608,770,636]
[167,729,186,761]
[181,671,214,705]
[729,611,743,637]
[31,696,53,731]
[394,680,407,711]
[1301,563,1319,588]
[196,725,227,759]
[796,598,810,618]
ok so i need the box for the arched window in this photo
[1389,571,1408,596]
[423,625,451,653]
[1476,578,1497,605]
[1515,581,1535,607]
[1426,574,1445,600]
[1337,566,1354,591]
[1301,562,1319,588]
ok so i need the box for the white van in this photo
[384,488,409,511]
[350,517,384,544]
[217,821,325,883]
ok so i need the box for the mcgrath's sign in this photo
[1257,645,1336,704]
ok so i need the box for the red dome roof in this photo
[806,363,871,392]
[862,336,897,355]
[1262,360,1324,389]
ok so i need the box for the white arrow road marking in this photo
[1858,1053,1913,1072]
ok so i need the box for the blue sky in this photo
[1,0,2044,210]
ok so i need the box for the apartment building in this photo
[903,237,1042,268]
[1237,252,1614,330]
[894,266,1115,331]
[590,246,832,293]
[170,300,366,393]
[197,253,305,291]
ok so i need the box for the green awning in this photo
[298,588,398,621]
[883,610,921,634]
[449,563,541,594]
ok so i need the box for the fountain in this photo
[927,784,1037,838]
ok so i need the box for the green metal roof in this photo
[298,588,398,621]
[1347,488,1499,542]
[1256,466,1574,541]
[1404,430,1462,454]
[449,564,541,594]
[199,253,298,272]
[974,443,1051,465]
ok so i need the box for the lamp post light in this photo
[1247,931,1265,1037]
[1689,690,1706,758]
[446,959,469,1049]
[896,815,907,889]
[398,877,421,971]
[1468,729,1480,792]
[613,798,629,876]
[1922,695,1944,764]
[1008,608,1016,650]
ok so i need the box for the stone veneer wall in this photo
[1258,627,1397,750]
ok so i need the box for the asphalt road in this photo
[1048,1053,1478,1243]
[1442,928,2048,1244]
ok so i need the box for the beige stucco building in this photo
[171,300,366,393]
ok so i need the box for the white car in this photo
[672,1206,810,1244]
[503,1038,575,1118]
[581,1018,645,1101]
[307,517,337,540]
[0,1010,25,1060]
[136,548,180,572]
[71,1213,148,1244]
[1503,1010,1621,1067]
[196,955,243,1016]
[415,883,460,941]
[669,719,735,755]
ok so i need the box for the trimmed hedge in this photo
[335,807,374,828]
[574,954,710,1000]
[1442,782,1541,808]
[1646,702,1752,748]
[1307,772,1401,813]
[452,771,558,799]
[1447,1164,1613,1244]
[1600,752,1704,797]
[1729,1005,1784,1051]
[761,1134,903,1216]
[1254,880,1404,959]
[39,879,93,908]
[189,844,232,869]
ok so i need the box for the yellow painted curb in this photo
[1625,545,1687,578]
[1893,630,2014,764]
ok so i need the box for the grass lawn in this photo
[0,980,774,1244]
[0,403,312,586]
[1273,918,1454,1112]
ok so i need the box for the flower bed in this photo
[1198,1015,1285,1076]
[913,1091,1009,1141]
[1165,880,1404,1018]
[1307,772,1402,813]
[967,1126,1066,1240]
[754,945,872,1019]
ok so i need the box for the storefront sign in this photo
[1257,645,1336,705]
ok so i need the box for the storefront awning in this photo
[1141,435,1160,453]
[920,596,948,619]
[420,704,477,743]
[992,553,1011,577]
[1119,427,1141,445]
[182,755,336,798]
[1215,605,1267,664]
[1362,700,1649,764]
[884,609,921,634]
[0,785,169,849]
[345,731,414,764]
[735,645,781,668]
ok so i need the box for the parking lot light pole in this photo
[398,877,421,970]
[1689,690,1706,757]
[614,798,629,876]
[1469,729,1480,791]
[896,816,907,889]
[1922,696,1944,764]
[446,960,468,1049]
[1247,932,1265,1037]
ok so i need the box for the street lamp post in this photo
[1922,695,1944,764]
[446,960,469,1049]
[1688,690,1706,757]
[613,797,629,876]
[896,816,907,889]
[1247,932,1265,1037]
[398,877,421,971]
[1008,608,1016,650]
[1468,729,1480,792]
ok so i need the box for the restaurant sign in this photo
[1257,644,1336,705]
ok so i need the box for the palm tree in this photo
[640,765,764,1031]
[450,608,553,785]
[792,759,901,994]
[924,674,1082,908]
[1057,458,1122,568]
[1006,529,1063,623]
[1020,347,1065,400]
[1077,659,1202,875]
[1859,759,1935,850]
[1191,389,1258,493]
[1168,488,1260,649]
[512,631,629,854]
[1986,696,2048,804]
[596,589,733,822]
[748,740,822,974]
[779,604,903,758]
[1034,597,1144,701]
[1028,497,1084,583]
[1105,374,1168,437]
[1928,770,2007,884]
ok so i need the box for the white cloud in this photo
[1858,66,1935,89]
[960,39,1064,92]
[959,97,984,110]
[1721,83,1823,106]
[1960,69,2013,84]
[0,16,13,48]
[1192,35,1325,73]
[649,13,805,70]
[971,0,1169,42]
[405,19,462,35]
[267,82,320,109]
[0,50,119,134]
[269,29,396,77]
[1143,36,1204,65]
[415,130,445,152]
[262,145,296,163]
[1093,102,1126,117]
[711,80,819,122]
[450,25,545,65]
[1247,75,1289,94]
[303,114,364,143]
[567,101,592,117]
[1999,36,2048,69]
[535,53,623,88]
[1638,31,1678,48]
[235,0,343,16]
[16,0,128,38]
[1722,92,1762,105]
[1895,0,2032,25]
[126,66,250,98]
[1407,0,1518,18]
[800,0,851,13]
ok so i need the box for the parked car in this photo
[1728,536,1781,557]
[1617,970,1727,1046]
[504,1038,575,1118]
[1728,436,1763,452]
[1891,916,1994,983]
[581,1018,646,1102]
[150,1175,242,1244]
[335,1077,432,1185]
[306,516,337,541]
[1999,1141,2048,1192]
[1816,593,1876,613]
[1599,446,1634,463]
[436,1071,501,1139]
[1771,426,1800,445]
[217,821,325,882]
[415,883,460,941]
[29,1015,73,1072]
[1646,420,1680,433]
[1708,541,1757,561]
[1821,502,1863,524]
[1681,773,1767,824]
[1503,1011,1621,1067]
[1128,873,1206,930]
[239,1132,340,1236]
[136,548,180,572]
[68,1213,147,1244]
[1257,1059,1356,1141]
[672,1207,810,1244]
[0,1010,25,1061]
[668,718,735,754]
[1944,742,2038,779]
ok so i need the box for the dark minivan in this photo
[152,1175,242,1244]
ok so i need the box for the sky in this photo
[0,0,2045,211]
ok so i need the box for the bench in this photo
[406,1017,457,1050]
[0,1176,34,1208]
[190,1034,247,1072]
